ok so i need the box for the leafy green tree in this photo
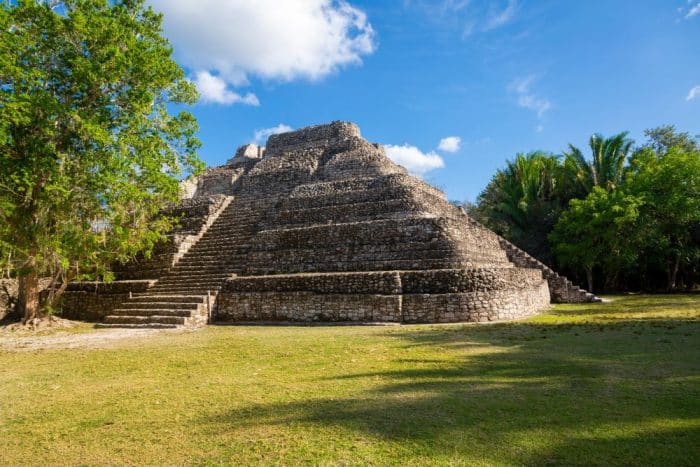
[642,125,699,154]
[549,187,641,292]
[564,132,633,193]
[0,0,203,322]
[627,145,700,290]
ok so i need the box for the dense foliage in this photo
[469,126,700,292]
[0,0,203,321]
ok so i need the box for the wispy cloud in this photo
[508,75,551,118]
[685,2,700,19]
[687,85,700,101]
[484,0,518,31]
[407,0,518,36]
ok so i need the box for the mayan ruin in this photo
[61,122,599,327]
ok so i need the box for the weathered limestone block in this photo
[265,121,361,155]
[216,292,402,322]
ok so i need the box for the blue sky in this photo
[150,0,700,202]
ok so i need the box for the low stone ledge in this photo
[399,267,543,294]
[66,280,155,293]
[224,272,402,295]
[215,279,550,324]
[225,268,543,296]
[216,292,402,322]
[402,281,550,323]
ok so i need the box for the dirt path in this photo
[0,326,186,351]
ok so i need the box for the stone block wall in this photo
[217,292,402,322]
[60,280,154,321]
[266,121,361,155]
[401,281,550,323]
[216,268,549,323]
[0,278,17,320]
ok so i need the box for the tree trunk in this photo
[586,267,594,293]
[667,255,680,291]
[18,257,42,323]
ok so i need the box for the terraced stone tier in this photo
[217,269,550,323]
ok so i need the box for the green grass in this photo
[1,295,699,466]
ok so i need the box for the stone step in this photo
[159,274,231,281]
[148,286,223,294]
[95,323,179,329]
[103,315,188,325]
[157,273,231,280]
[110,308,195,317]
[154,280,228,287]
[137,291,219,297]
[159,277,230,284]
[181,246,245,255]
[167,266,232,273]
[150,285,224,292]
[115,301,201,311]
[129,295,206,303]
[173,261,232,268]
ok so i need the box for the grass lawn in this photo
[1,295,699,465]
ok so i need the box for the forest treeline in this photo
[463,125,700,293]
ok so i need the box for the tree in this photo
[471,152,571,263]
[642,125,699,154]
[627,145,700,290]
[0,0,203,323]
[549,187,641,292]
[564,132,633,193]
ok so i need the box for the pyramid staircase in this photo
[99,197,265,328]
[497,237,601,303]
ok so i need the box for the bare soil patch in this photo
[0,320,184,351]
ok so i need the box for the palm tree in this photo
[564,132,633,192]
[475,152,565,262]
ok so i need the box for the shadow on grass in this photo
[551,294,700,317]
[201,309,700,465]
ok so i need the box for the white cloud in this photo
[438,136,462,153]
[484,0,517,31]
[253,124,293,143]
[685,2,700,18]
[385,144,445,176]
[150,0,376,86]
[193,71,259,106]
[509,76,551,118]
[687,85,700,101]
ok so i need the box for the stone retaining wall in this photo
[60,280,154,321]
[216,268,550,323]
[0,278,17,320]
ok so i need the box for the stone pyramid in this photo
[63,122,598,327]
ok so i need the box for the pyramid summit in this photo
[63,121,598,327]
